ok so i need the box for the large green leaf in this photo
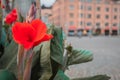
[39,41,53,80]
[50,27,64,66]
[0,28,7,46]
[68,49,93,66]
[72,75,110,80]
[0,41,17,76]
[53,69,70,80]
[0,69,17,80]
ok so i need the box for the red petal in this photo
[31,19,47,42]
[33,34,53,46]
[5,9,17,24]
[12,22,36,49]
[12,9,17,14]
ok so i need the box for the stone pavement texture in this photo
[65,36,120,80]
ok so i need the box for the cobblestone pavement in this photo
[65,36,120,80]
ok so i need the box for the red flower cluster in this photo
[5,9,17,24]
[12,19,53,49]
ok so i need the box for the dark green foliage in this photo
[49,58,60,80]
[0,41,18,75]
[50,27,64,66]
[53,69,70,80]
[72,75,110,80]
[31,50,42,80]
[67,49,93,66]
[0,44,4,58]
[19,13,24,22]
[0,70,17,80]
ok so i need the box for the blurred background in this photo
[41,0,120,80]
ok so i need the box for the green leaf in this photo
[0,69,17,80]
[53,69,70,80]
[19,13,24,22]
[72,75,110,80]
[50,27,64,66]
[39,41,52,80]
[0,28,7,46]
[68,49,93,66]
[0,41,18,75]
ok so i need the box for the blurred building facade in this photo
[41,0,120,35]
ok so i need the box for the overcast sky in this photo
[41,0,56,7]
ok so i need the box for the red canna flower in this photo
[5,9,18,24]
[12,19,53,49]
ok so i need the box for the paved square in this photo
[66,36,120,80]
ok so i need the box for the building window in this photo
[80,5,84,10]
[96,7,100,11]
[87,14,92,18]
[96,0,101,3]
[105,8,109,12]
[87,22,92,26]
[80,13,83,18]
[113,23,117,26]
[114,8,117,12]
[105,1,109,4]
[105,15,109,19]
[114,15,117,19]
[80,21,83,25]
[69,0,74,2]
[96,22,100,27]
[69,5,74,10]
[86,0,93,3]
[69,21,74,25]
[80,0,85,2]
[87,6,92,11]
[105,23,109,26]
[96,14,100,19]
[69,13,74,18]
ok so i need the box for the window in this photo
[96,14,100,19]
[80,5,84,10]
[69,13,74,18]
[87,6,92,11]
[70,0,74,2]
[114,15,117,19]
[80,0,85,2]
[105,15,109,19]
[113,23,117,26]
[96,22,100,27]
[96,0,101,3]
[105,23,109,26]
[87,22,92,26]
[69,5,74,10]
[105,1,109,4]
[114,8,117,12]
[69,21,74,25]
[87,14,92,18]
[86,0,92,3]
[80,13,83,18]
[96,7,100,11]
[80,21,83,25]
[106,8,109,12]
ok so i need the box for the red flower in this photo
[12,19,53,49]
[5,9,17,24]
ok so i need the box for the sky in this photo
[41,0,56,7]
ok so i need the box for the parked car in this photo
[68,30,75,36]
[68,26,76,36]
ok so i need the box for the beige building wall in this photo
[42,0,120,34]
